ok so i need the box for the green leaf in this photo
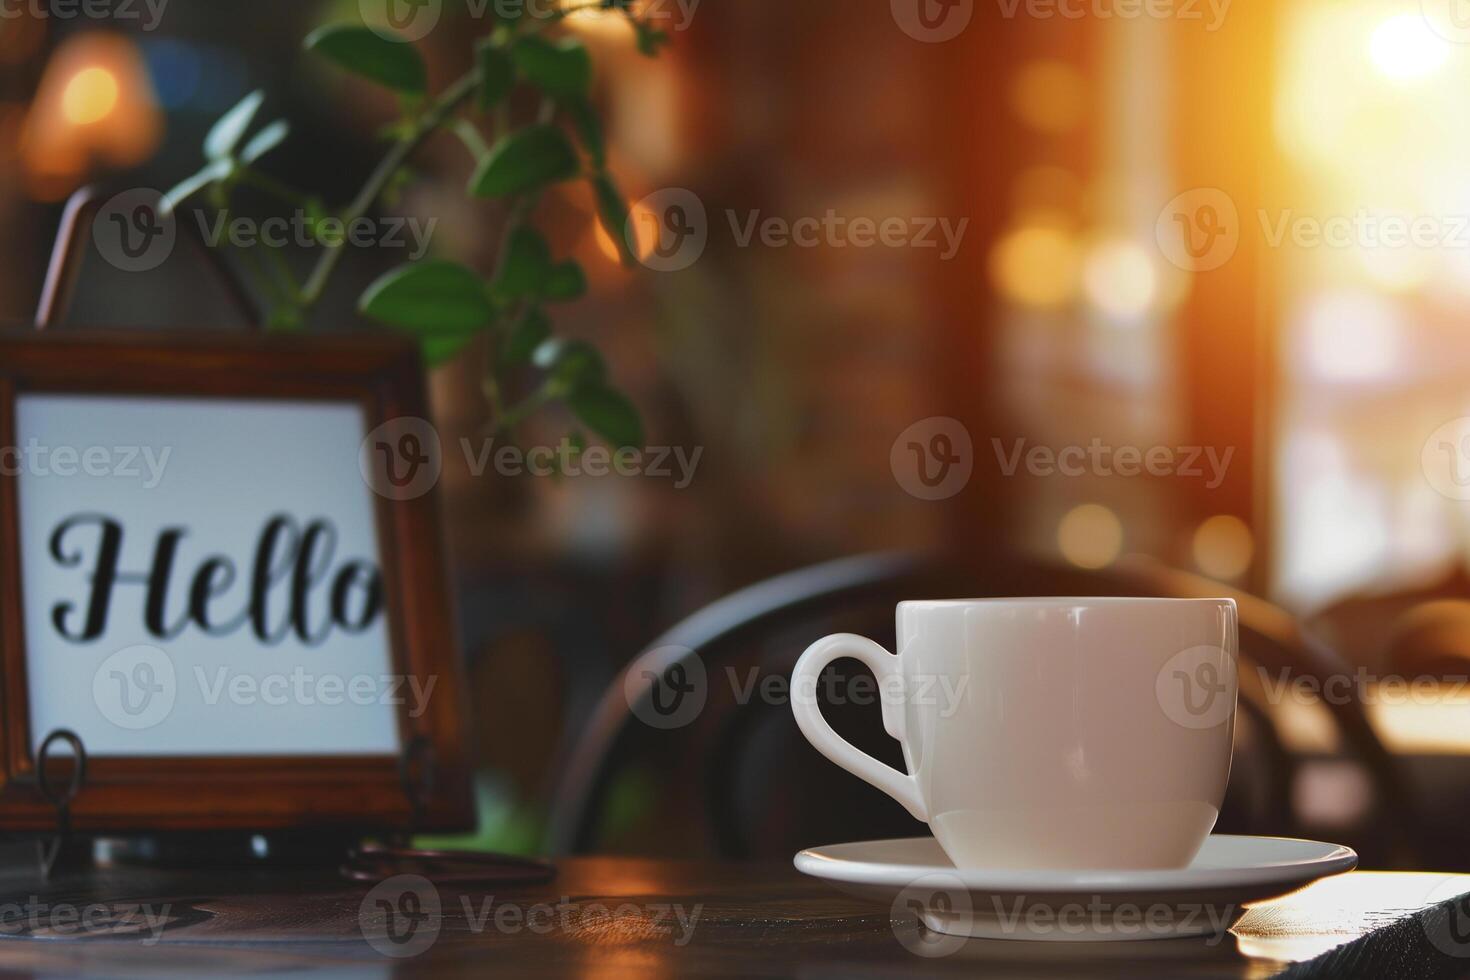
[240,120,289,164]
[592,172,634,266]
[477,41,515,110]
[302,198,330,241]
[305,25,426,96]
[544,260,586,301]
[490,229,586,303]
[268,307,304,332]
[504,308,551,364]
[566,99,604,169]
[205,90,264,160]
[634,22,670,58]
[534,337,605,390]
[160,159,233,215]
[491,226,552,301]
[469,125,580,198]
[359,261,493,335]
[568,384,643,449]
[512,36,591,101]
[424,333,476,366]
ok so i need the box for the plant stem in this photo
[264,245,301,298]
[239,170,313,208]
[495,382,556,435]
[298,70,481,313]
[452,118,490,160]
[291,3,643,321]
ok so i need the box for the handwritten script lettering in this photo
[48,514,383,645]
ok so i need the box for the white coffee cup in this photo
[791,597,1238,870]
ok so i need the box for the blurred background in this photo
[7,0,1470,872]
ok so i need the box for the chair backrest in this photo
[549,551,1410,863]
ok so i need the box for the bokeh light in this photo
[990,223,1080,309]
[1368,14,1449,82]
[563,2,637,42]
[1057,504,1123,569]
[1082,239,1158,320]
[21,33,161,199]
[593,199,661,264]
[1193,515,1255,580]
[1293,289,1404,383]
[61,67,119,125]
[1008,59,1087,135]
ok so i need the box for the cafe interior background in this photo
[4,0,1470,874]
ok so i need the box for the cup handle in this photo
[790,633,928,822]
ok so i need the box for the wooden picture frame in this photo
[0,329,472,833]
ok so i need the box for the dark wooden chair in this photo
[549,551,1413,867]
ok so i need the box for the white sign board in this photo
[16,394,402,757]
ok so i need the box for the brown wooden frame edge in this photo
[0,328,473,833]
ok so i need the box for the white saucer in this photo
[794,834,1357,942]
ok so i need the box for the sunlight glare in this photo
[1369,14,1449,81]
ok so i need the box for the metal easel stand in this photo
[32,729,88,880]
[35,184,261,331]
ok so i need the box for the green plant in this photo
[163,1,667,449]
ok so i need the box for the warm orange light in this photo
[1010,165,1083,214]
[1057,504,1123,569]
[1356,243,1435,294]
[1369,692,1470,754]
[1082,239,1157,320]
[62,67,119,125]
[21,34,162,199]
[564,4,636,43]
[1237,872,1470,963]
[594,200,659,264]
[1008,60,1086,135]
[1369,14,1449,81]
[990,223,1080,309]
[1193,515,1254,580]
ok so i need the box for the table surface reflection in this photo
[0,858,1465,977]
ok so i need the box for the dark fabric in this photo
[1280,894,1470,980]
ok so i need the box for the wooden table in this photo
[0,858,1467,977]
